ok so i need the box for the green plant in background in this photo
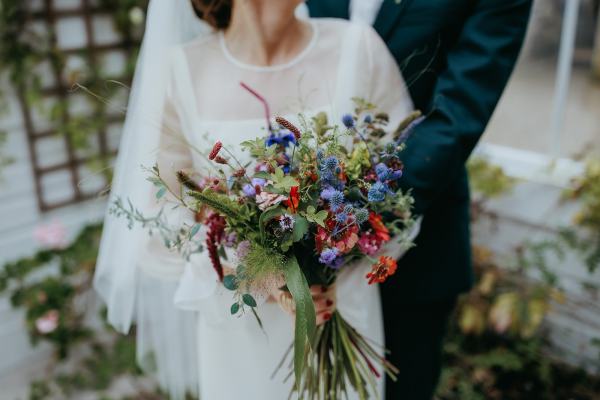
[0,224,164,399]
[437,157,600,399]
[562,157,600,273]
[0,0,147,181]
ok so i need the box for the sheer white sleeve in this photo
[92,1,212,398]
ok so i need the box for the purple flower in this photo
[251,177,266,187]
[224,232,237,247]
[320,186,337,200]
[396,115,426,144]
[319,248,339,265]
[242,183,256,197]
[236,240,251,259]
[342,114,355,128]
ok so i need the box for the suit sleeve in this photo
[399,0,532,215]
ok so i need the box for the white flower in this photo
[35,310,59,334]
[255,191,288,211]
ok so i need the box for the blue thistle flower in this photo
[335,211,348,224]
[375,163,389,181]
[320,186,337,200]
[342,114,355,128]
[329,190,345,211]
[321,156,339,171]
[354,208,369,224]
[343,204,354,214]
[368,181,389,202]
[363,114,373,123]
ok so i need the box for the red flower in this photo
[369,212,390,242]
[284,186,299,212]
[315,218,359,254]
[209,141,222,160]
[366,256,397,284]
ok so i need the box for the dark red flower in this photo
[276,116,301,140]
[205,213,226,281]
[208,141,222,160]
[214,155,228,164]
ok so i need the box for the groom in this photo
[307,0,532,399]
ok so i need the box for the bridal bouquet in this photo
[113,97,421,399]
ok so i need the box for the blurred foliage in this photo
[467,157,517,199]
[562,157,600,273]
[0,0,147,180]
[0,224,161,399]
[437,157,600,399]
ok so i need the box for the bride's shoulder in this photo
[174,31,221,60]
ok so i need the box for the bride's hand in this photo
[274,284,336,326]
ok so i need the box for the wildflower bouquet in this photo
[113,97,421,399]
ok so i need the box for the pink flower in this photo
[357,233,382,256]
[255,191,288,211]
[33,220,67,249]
[35,310,59,334]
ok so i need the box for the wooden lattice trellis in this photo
[17,0,141,212]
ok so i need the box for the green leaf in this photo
[242,293,257,308]
[155,187,166,199]
[283,254,316,388]
[253,171,271,179]
[223,275,238,291]
[292,215,309,242]
[301,207,328,228]
[189,223,201,238]
[230,302,240,315]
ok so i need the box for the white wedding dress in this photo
[119,18,412,400]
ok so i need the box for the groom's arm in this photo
[400,0,532,215]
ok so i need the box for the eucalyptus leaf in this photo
[223,275,238,291]
[242,293,257,308]
[230,302,240,315]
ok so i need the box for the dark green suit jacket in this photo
[308,0,532,302]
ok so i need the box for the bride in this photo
[94,0,413,399]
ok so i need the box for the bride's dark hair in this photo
[191,0,233,30]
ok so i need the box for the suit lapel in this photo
[373,0,413,40]
[306,0,350,19]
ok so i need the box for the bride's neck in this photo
[224,1,311,67]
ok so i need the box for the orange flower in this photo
[369,212,390,242]
[366,256,397,284]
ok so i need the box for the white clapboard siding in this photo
[473,144,600,374]
[0,78,109,384]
